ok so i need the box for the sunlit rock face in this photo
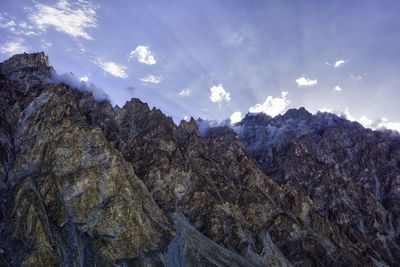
[0,52,53,89]
[0,52,397,267]
[235,109,400,266]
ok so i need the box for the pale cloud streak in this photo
[296,76,317,87]
[96,60,128,78]
[128,45,156,65]
[334,86,342,91]
[0,38,28,54]
[139,74,162,83]
[0,13,37,36]
[209,84,231,103]
[178,88,191,96]
[28,0,97,40]
[249,91,290,117]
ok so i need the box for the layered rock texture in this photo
[234,109,400,266]
[0,53,398,266]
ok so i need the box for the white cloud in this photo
[359,117,400,133]
[19,22,33,30]
[139,75,162,83]
[80,75,89,82]
[318,107,333,113]
[230,111,243,124]
[184,115,189,121]
[41,40,52,50]
[383,121,400,133]
[209,84,231,103]
[249,91,290,117]
[335,60,346,68]
[358,115,372,127]
[28,0,97,40]
[340,108,400,133]
[0,39,28,54]
[350,74,363,80]
[334,85,342,91]
[96,60,128,78]
[342,107,356,121]
[128,45,156,65]
[178,88,191,97]
[0,13,37,36]
[0,19,16,28]
[296,76,317,87]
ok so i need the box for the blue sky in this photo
[1,0,400,131]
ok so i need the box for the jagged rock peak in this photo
[0,52,52,72]
[122,97,151,113]
[237,112,273,126]
[281,107,312,120]
[0,52,54,87]
[178,117,200,137]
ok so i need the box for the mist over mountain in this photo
[0,53,399,267]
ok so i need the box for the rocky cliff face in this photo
[0,53,397,266]
[0,53,174,266]
[235,109,400,266]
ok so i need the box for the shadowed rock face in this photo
[0,53,395,267]
[235,110,400,266]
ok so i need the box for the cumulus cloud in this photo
[128,45,156,65]
[335,60,346,68]
[139,74,162,83]
[249,91,290,117]
[178,88,191,97]
[209,84,231,103]
[230,111,243,124]
[96,59,128,78]
[296,76,317,87]
[0,38,28,54]
[334,85,342,91]
[28,0,97,40]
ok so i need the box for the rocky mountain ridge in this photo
[233,108,400,266]
[0,52,398,266]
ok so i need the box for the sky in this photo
[1,0,400,131]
